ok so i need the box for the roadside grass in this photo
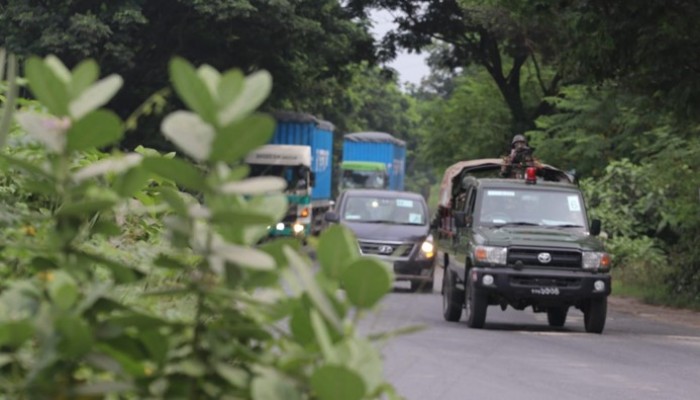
[612,269,700,311]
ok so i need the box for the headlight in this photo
[582,252,610,270]
[420,235,435,258]
[293,223,305,234]
[474,246,507,265]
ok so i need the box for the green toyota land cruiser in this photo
[433,159,611,333]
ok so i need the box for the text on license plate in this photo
[531,287,560,295]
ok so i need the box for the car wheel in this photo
[442,270,463,322]
[547,306,568,327]
[465,271,487,329]
[584,298,607,334]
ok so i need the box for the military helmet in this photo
[511,134,527,147]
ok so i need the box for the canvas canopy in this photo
[437,158,574,208]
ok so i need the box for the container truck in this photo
[245,111,334,238]
[340,132,406,191]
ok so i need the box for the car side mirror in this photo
[324,211,340,223]
[590,219,601,236]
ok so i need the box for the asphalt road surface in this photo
[360,266,700,400]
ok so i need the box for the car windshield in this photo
[477,188,587,228]
[248,164,306,191]
[342,195,426,225]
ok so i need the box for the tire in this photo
[584,298,607,334]
[465,272,488,329]
[442,270,463,322]
[547,306,568,327]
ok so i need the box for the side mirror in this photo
[324,211,340,223]
[590,219,601,236]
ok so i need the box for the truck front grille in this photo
[510,276,582,288]
[507,248,582,268]
[358,240,414,257]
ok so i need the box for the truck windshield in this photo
[248,164,306,191]
[342,195,425,225]
[341,170,387,190]
[477,189,587,228]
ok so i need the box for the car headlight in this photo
[582,252,610,270]
[474,246,507,265]
[420,234,435,258]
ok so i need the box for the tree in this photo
[350,0,565,135]
[0,0,377,148]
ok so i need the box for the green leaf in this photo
[72,382,133,396]
[218,70,272,126]
[215,363,248,388]
[69,59,99,97]
[251,371,301,400]
[310,365,366,400]
[142,156,205,191]
[0,153,54,180]
[153,253,191,270]
[56,315,93,358]
[210,113,275,162]
[283,247,342,331]
[139,329,169,365]
[161,111,215,162]
[0,319,34,348]
[113,166,151,197]
[218,69,245,108]
[169,57,218,125]
[45,55,71,83]
[57,199,117,217]
[91,219,121,237]
[157,187,190,216]
[48,271,80,311]
[340,258,393,309]
[74,249,144,284]
[24,57,70,116]
[196,64,220,97]
[289,304,314,345]
[317,225,360,279]
[66,110,123,151]
[30,256,59,271]
[69,74,123,120]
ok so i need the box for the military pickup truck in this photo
[434,159,611,333]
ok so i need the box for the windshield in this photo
[477,188,587,228]
[341,170,387,190]
[248,164,307,191]
[342,195,426,225]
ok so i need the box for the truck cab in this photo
[246,144,314,237]
[339,161,389,191]
[437,159,611,333]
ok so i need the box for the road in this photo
[360,266,700,400]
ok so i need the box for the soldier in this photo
[500,134,536,178]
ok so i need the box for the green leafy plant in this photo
[0,55,401,399]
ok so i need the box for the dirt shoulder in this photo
[609,295,700,330]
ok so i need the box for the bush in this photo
[0,55,401,399]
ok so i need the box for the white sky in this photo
[370,9,431,86]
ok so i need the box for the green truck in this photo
[434,159,611,333]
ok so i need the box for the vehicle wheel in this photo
[547,306,568,327]
[465,272,487,329]
[584,298,607,334]
[442,270,463,322]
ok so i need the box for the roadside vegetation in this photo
[2,1,700,396]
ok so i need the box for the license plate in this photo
[531,287,560,295]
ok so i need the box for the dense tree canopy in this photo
[0,0,377,147]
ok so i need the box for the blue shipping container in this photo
[342,132,406,191]
[270,112,334,201]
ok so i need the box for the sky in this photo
[370,9,431,86]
